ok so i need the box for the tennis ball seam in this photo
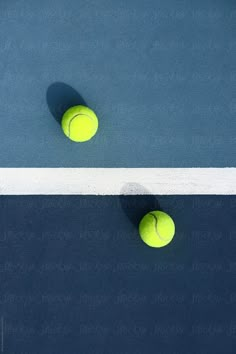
[68,113,94,138]
[149,212,162,241]
[149,212,170,242]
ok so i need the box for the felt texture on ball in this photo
[61,105,98,142]
[139,211,175,248]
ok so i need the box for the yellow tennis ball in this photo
[61,105,98,142]
[139,211,175,248]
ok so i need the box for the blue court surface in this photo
[0,0,235,167]
[0,196,235,354]
[0,1,236,354]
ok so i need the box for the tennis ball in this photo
[139,211,175,248]
[61,105,98,142]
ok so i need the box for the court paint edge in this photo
[0,168,235,195]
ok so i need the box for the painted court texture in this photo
[0,1,235,353]
[0,0,235,167]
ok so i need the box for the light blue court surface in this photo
[0,0,235,167]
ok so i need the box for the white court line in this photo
[0,168,235,195]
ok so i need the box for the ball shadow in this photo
[119,183,163,230]
[46,82,87,124]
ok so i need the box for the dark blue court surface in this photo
[0,196,235,354]
[0,0,236,167]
